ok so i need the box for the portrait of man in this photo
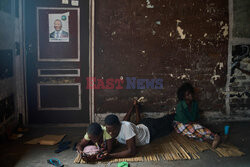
[49,13,69,42]
[50,19,69,39]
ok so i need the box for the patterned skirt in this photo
[174,121,215,141]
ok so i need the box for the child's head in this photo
[87,123,103,144]
[177,82,194,102]
[104,114,121,138]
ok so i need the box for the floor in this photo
[0,121,250,167]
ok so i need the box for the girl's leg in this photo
[192,124,220,148]
[174,122,197,138]
[174,122,217,143]
[193,124,215,140]
[122,102,135,121]
[134,101,141,124]
[212,134,220,148]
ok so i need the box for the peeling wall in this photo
[94,0,228,117]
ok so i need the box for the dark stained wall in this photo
[94,0,228,114]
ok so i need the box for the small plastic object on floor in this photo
[55,141,71,153]
[47,158,64,167]
[117,161,129,167]
[72,142,77,151]
[224,125,230,135]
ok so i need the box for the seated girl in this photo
[76,123,113,161]
[174,82,220,148]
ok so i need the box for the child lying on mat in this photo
[173,82,220,148]
[104,100,175,158]
[76,123,113,161]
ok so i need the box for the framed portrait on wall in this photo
[37,7,80,62]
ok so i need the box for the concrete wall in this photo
[93,0,229,121]
[0,10,15,103]
[0,0,25,130]
[0,9,16,130]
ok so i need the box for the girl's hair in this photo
[87,123,103,136]
[105,114,120,126]
[177,82,194,101]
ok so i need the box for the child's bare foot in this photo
[212,134,220,149]
[133,99,137,106]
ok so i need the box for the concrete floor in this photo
[1,121,250,167]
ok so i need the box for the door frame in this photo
[22,0,95,125]
[89,0,95,123]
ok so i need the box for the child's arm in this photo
[175,102,189,124]
[193,101,200,122]
[109,136,136,158]
[76,138,89,154]
[106,138,114,153]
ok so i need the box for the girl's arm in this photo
[175,102,189,124]
[109,136,136,158]
[193,101,200,122]
[76,138,89,154]
[105,138,114,153]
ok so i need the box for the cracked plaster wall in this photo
[94,0,229,119]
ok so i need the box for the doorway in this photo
[25,0,91,124]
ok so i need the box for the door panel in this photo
[25,0,89,123]
[38,83,81,110]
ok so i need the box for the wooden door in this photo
[25,0,89,123]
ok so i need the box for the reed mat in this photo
[74,132,244,164]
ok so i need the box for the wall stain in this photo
[95,0,228,114]
[176,20,186,39]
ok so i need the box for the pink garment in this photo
[83,145,100,155]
